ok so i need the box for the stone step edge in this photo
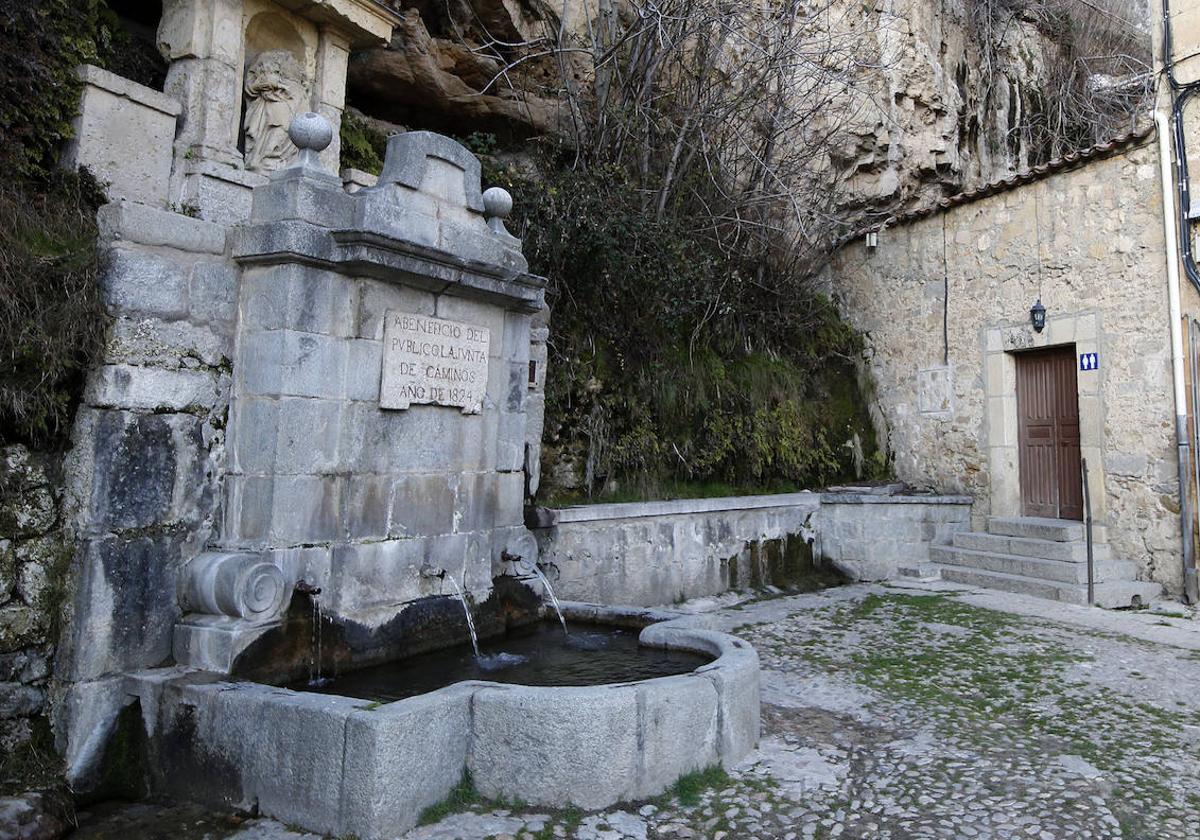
[937,564,1162,606]
[952,531,1111,559]
[897,563,941,581]
[987,516,1108,543]
[930,545,1131,584]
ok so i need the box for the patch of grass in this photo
[668,765,729,807]
[526,804,583,839]
[559,805,583,829]
[417,770,540,827]
[418,770,483,825]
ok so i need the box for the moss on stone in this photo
[339,111,388,176]
[0,714,63,797]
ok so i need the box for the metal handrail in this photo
[1082,458,1094,606]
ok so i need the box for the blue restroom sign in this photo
[1080,352,1099,371]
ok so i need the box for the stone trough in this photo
[126,606,760,839]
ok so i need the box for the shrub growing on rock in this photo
[0,0,132,447]
[0,171,108,448]
[489,156,883,502]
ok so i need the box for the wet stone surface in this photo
[68,583,1200,839]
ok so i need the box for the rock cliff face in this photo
[347,0,1150,214]
[347,7,569,140]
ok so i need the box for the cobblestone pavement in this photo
[70,582,1200,840]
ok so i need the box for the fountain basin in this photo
[290,619,714,700]
[126,606,760,840]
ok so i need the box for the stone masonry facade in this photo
[54,202,237,785]
[827,138,1186,593]
[50,120,547,789]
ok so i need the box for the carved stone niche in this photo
[157,0,400,225]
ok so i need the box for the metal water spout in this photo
[294,580,322,597]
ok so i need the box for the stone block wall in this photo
[54,200,236,784]
[60,66,181,209]
[827,140,1186,592]
[534,492,972,606]
[0,447,65,758]
[814,494,972,580]
[534,495,821,606]
[216,130,543,624]
[219,264,536,613]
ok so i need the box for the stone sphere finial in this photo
[288,112,333,153]
[483,187,513,220]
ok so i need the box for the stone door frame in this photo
[983,312,1105,522]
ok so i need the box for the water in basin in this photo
[289,620,712,703]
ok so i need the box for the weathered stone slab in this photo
[61,65,180,208]
[340,684,475,838]
[380,311,490,413]
[469,683,641,809]
[634,675,719,797]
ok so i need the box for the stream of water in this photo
[308,596,330,688]
[529,565,569,637]
[445,572,481,658]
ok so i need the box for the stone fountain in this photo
[65,111,759,839]
[164,113,547,679]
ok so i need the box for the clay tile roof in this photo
[881,123,1156,229]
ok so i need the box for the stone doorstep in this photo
[953,531,1113,562]
[930,545,1135,585]
[987,516,1109,544]
[937,564,1162,608]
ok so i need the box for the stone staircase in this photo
[928,517,1162,608]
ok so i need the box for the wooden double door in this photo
[1015,346,1083,521]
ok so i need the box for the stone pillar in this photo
[159,0,245,167]
[525,304,550,500]
[314,27,350,173]
[159,0,267,223]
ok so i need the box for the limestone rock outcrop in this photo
[347,8,569,139]
[348,0,1149,212]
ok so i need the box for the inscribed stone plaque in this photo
[381,311,490,413]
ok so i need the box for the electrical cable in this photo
[1161,0,1200,293]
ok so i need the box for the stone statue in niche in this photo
[243,50,307,173]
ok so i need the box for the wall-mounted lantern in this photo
[1030,298,1047,333]
[865,231,879,249]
